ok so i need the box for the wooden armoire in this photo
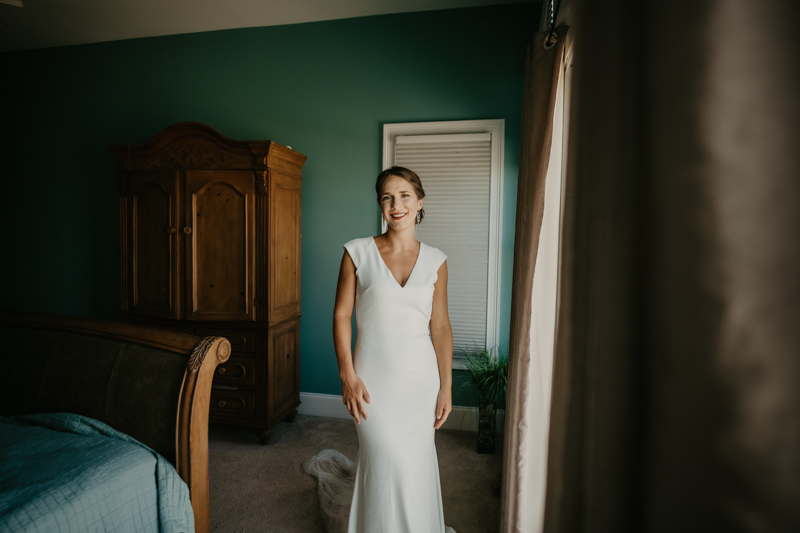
[109,122,306,444]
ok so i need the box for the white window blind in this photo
[394,133,492,355]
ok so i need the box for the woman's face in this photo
[379,175,423,229]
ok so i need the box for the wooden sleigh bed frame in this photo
[0,312,231,533]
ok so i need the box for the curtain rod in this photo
[544,0,563,48]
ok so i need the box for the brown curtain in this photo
[500,24,569,533]
[542,0,800,532]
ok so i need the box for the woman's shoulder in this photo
[342,236,375,269]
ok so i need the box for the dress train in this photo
[303,449,457,533]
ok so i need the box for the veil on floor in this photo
[303,449,357,533]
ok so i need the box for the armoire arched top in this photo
[107,122,306,178]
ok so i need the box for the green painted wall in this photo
[0,3,539,407]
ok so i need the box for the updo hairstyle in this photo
[375,166,426,224]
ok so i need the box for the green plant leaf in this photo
[455,344,509,407]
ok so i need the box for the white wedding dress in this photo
[304,236,457,533]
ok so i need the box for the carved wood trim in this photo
[109,123,253,171]
[256,174,269,321]
[255,170,268,196]
[108,124,306,174]
[130,138,253,170]
[187,335,232,373]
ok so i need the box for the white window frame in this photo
[382,119,505,370]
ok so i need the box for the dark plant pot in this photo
[476,400,496,454]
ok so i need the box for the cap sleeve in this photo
[431,246,447,271]
[343,238,365,270]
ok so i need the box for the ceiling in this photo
[0,0,533,52]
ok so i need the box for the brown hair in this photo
[375,166,426,224]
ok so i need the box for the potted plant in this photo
[457,345,509,454]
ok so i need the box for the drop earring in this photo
[416,211,421,224]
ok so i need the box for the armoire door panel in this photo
[270,172,302,323]
[130,171,180,319]
[185,170,255,321]
[268,319,300,421]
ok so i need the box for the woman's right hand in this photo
[341,373,370,424]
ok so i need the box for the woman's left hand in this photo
[434,388,452,429]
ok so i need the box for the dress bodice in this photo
[343,236,448,342]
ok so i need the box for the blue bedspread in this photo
[0,413,194,533]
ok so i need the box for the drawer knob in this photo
[218,400,227,408]
[166,226,176,234]
[183,227,192,234]
[217,367,227,375]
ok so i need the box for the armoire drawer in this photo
[193,328,256,354]
[213,355,256,387]
[210,389,255,419]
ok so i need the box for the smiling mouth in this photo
[391,213,406,220]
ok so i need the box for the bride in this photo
[304,166,457,533]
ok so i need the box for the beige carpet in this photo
[208,414,503,533]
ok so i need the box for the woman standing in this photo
[304,166,457,533]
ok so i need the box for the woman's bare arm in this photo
[430,259,453,429]
[333,250,371,423]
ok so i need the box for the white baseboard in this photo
[297,392,505,435]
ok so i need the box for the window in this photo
[382,120,505,369]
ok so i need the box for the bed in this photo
[0,312,231,533]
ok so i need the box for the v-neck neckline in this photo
[371,236,422,289]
